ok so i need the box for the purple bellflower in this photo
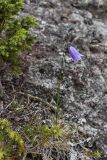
[68,46,83,63]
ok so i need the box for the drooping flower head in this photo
[68,46,83,63]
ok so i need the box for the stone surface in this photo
[2,0,107,159]
[23,0,107,158]
[22,0,107,158]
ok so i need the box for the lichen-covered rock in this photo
[20,0,107,158]
[1,0,107,159]
[71,0,107,8]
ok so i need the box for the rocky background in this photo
[1,0,107,159]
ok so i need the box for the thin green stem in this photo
[55,54,64,124]
[55,79,61,124]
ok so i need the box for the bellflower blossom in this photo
[68,46,83,63]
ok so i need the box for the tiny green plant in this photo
[84,148,102,159]
[23,119,71,159]
[0,0,37,76]
[0,118,25,160]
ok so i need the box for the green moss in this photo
[0,118,25,160]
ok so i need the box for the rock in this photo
[2,0,107,159]
[22,0,107,155]
[71,0,107,8]
[25,0,30,5]
[70,148,78,160]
